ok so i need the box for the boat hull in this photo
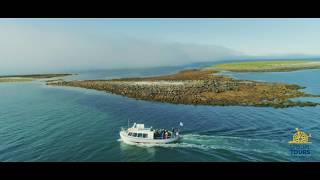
[120,131,179,144]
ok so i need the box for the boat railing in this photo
[154,135,176,139]
[153,132,177,139]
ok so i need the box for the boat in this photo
[120,122,182,144]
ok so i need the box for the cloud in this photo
[0,23,244,74]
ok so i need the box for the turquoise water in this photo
[0,64,319,162]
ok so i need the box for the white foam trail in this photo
[182,134,285,143]
[118,134,288,156]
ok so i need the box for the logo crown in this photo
[288,128,311,144]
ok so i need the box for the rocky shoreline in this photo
[47,69,320,108]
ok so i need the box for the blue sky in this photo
[1,18,320,73]
[5,18,320,55]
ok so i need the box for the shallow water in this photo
[0,63,319,161]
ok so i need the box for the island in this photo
[0,74,73,83]
[211,60,320,72]
[47,69,320,108]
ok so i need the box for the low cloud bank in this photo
[0,24,244,74]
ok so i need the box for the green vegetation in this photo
[211,60,320,72]
[0,77,35,82]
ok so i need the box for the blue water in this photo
[0,64,319,162]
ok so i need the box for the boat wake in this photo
[118,133,288,156]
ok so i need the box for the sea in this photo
[0,60,319,162]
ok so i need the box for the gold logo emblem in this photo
[288,128,311,144]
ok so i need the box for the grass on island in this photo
[211,60,320,72]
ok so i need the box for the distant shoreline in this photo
[209,60,320,72]
[0,73,73,83]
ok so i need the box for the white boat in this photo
[120,123,181,144]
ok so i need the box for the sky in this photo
[1,18,320,74]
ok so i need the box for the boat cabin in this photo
[127,123,154,139]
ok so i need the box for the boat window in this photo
[132,133,137,137]
[143,134,148,138]
[137,133,143,137]
[128,132,132,136]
